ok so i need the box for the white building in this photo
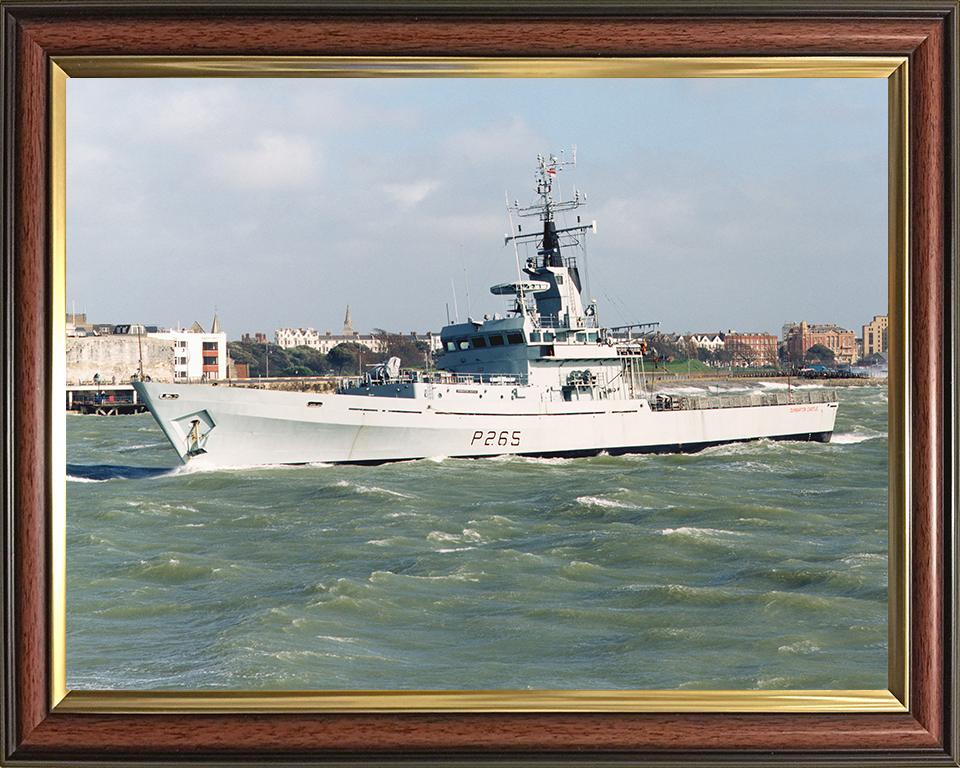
[275,327,383,354]
[274,307,442,355]
[680,333,726,352]
[275,327,322,349]
[151,314,228,381]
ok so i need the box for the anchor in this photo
[186,419,208,456]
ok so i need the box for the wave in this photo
[777,639,822,654]
[333,480,415,499]
[575,495,641,511]
[170,459,334,474]
[660,526,750,539]
[617,582,744,608]
[115,442,168,453]
[427,528,485,545]
[831,428,886,445]
[487,454,576,466]
[66,464,176,482]
[128,557,217,584]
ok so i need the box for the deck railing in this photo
[650,388,838,412]
[338,370,529,391]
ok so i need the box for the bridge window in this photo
[530,332,541,342]
[472,336,487,348]
[458,339,470,350]
[445,340,456,352]
[488,335,505,347]
[507,333,524,345]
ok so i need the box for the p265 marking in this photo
[471,430,521,447]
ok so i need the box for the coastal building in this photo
[275,327,382,354]
[680,333,725,353]
[274,308,441,355]
[275,328,442,355]
[65,311,228,384]
[723,331,779,367]
[151,313,228,381]
[275,327,323,349]
[785,321,856,365]
[66,312,88,337]
[66,331,175,384]
[862,315,888,356]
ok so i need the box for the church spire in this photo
[342,305,354,336]
[211,306,221,334]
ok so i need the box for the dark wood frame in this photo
[2,2,957,765]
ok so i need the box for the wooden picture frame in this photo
[2,2,957,765]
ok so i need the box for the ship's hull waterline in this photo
[133,381,838,467]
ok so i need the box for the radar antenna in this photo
[505,147,593,270]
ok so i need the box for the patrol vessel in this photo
[134,153,838,466]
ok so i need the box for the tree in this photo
[725,339,755,367]
[763,349,782,370]
[372,329,428,369]
[648,333,681,365]
[327,342,365,375]
[227,340,291,378]
[288,345,329,375]
[804,343,835,365]
[714,346,734,367]
[695,346,717,366]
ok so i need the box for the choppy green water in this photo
[66,382,887,691]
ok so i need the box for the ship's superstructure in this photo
[134,152,838,466]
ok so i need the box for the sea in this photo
[65,381,888,692]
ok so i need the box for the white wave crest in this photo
[660,526,749,539]
[831,428,886,445]
[575,495,634,510]
[171,459,333,474]
[116,442,168,452]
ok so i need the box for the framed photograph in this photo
[2,2,957,765]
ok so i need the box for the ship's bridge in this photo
[436,310,623,377]
[437,314,530,375]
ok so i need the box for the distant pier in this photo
[66,383,146,415]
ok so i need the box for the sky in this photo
[66,76,887,342]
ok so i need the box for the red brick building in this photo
[785,321,856,364]
[723,331,778,367]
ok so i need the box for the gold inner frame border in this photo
[49,55,909,716]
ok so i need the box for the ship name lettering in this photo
[472,430,521,446]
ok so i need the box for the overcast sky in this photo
[66,77,887,341]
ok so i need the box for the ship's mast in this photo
[507,149,586,270]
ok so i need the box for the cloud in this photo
[65,78,886,339]
[137,86,242,142]
[381,179,440,207]
[207,133,321,191]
